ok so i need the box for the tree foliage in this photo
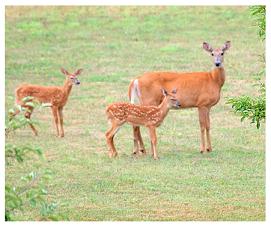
[227,6,265,129]
[250,5,266,40]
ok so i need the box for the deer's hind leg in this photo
[51,106,60,137]
[24,106,38,136]
[106,120,122,158]
[132,126,146,155]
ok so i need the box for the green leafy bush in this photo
[5,99,63,221]
[227,83,265,129]
[227,6,265,129]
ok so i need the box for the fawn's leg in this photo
[9,108,20,120]
[206,107,212,152]
[24,106,38,136]
[148,127,158,160]
[106,121,120,157]
[51,106,60,136]
[58,107,64,137]
[198,107,208,153]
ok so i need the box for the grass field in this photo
[5,6,265,221]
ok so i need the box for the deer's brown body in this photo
[128,41,231,154]
[106,89,180,159]
[13,68,82,137]
[16,83,73,107]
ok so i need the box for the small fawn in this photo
[12,68,83,137]
[105,88,181,159]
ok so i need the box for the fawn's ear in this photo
[61,68,69,75]
[203,42,213,53]
[161,88,168,96]
[75,69,83,76]
[172,88,177,94]
[222,41,231,52]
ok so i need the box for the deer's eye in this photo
[221,52,224,55]
[211,53,214,56]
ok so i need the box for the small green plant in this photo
[6,96,39,136]
[227,82,265,129]
[5,165,57,221]
[5,98,63,221]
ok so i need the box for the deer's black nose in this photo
[215,63,220,67]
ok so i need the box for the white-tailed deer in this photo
[12,68,83,137]
[128,41,231,154]
[106,88,181,159]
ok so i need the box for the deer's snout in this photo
[173,100,181,109]
[215,62,221,67]
[176,100,181,108]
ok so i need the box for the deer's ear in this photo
[61,68,69,75]
[203,42,213,53]
[75,69,83,75]
[172,88,177,94]
[222,41,231,51]
[161,88,168,96]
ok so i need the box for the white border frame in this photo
[1,0,269,227]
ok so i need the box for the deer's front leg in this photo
[51,106,60,136]
[148,126,158,160]
[206,107,212,152]
[58,107,64,137]
[198,107,208,153]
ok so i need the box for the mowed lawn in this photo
[5,6,265,221]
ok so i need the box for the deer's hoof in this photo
[139,149,146,154]
[200,146,205,154]
[109,152,117,158]
[206,147,212,152]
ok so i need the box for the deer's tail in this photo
[128,79,142,104]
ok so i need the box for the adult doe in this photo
[128,41,231,154]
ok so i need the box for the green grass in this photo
[5,6,265,221]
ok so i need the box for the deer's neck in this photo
[63,79,73,97]
[211,67,225,88]
[157,97,170,121]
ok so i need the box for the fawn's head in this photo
[61,68,83,85]
[203,41,231,68]
[161,88,181,109]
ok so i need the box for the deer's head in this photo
[61,68,83,85]
[161,88,181,109]
[203,41,231,68]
